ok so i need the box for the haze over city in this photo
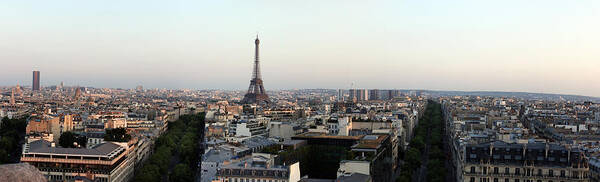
[1,0,599,97]
[4,1,600,182]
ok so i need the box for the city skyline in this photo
[3,69,600,99]
[1,0,599,97]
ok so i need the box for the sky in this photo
[0,0,599,97]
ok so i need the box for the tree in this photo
[104,128,131,142]
[170,164,193,182]
[132,112,206,181]
[405,148,421,169]
[0,149,9,164]
[396,173,411,182]
[58,132,87,148]
[157,133,176,149]
[134,164,160,182]
[0,117,27,163]
[59,132,76,148]
[410,135,426,151]
[0,137,15,150]
[179,132,197,164]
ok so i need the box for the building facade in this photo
[463,141,589,182]
[32,70,40,91]
[21,140,134,182]
[214,153,300,182]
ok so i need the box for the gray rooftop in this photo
[337,173,371,182]
[25,140,123,157]
[203,149,234,163]
[242,137,276,148]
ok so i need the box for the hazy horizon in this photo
[1,0,599,97]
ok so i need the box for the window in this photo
[526,169,530,176]
[471,166,476,173]
[494,167,499,174]
[514,179,519,182]
[470,177,475,182]
[505,167,509,174]
[505,179,509,182]
[560,170,565,177]
[516,168,521,175]
[538,169,542,176]
[494,178,498,182]
[483,167,487,174]
[549,169,553,177]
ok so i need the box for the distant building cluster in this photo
[0,80,202,182]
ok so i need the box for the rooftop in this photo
[24,140,124,158]
[337,173,371,182]
[352,134,389,150]
[203,148,234,163]
[294,132,364,140]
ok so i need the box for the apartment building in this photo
[463,141,588,182]
[21,140,134,182]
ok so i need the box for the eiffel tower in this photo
[242,35,270,104]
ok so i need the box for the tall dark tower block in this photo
[242,35,270,104]
[32,70,40,91]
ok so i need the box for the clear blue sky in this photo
[1,0,599,97]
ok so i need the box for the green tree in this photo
[0,117,27,163]
[170,164,193,182]
[0,149,9,164]
[0,137,15,150]
[132,112,206,181]
[58,132,87,148]
[410,135,426,151]
[396,173,411,182]
[405,147,421,169]
[104,128,131,142]
[179,132,197,164]
[134,164,160,182]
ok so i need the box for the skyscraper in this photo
[349,89,369,102]
[369,89,380,100]
[242,35,270,104]
[10,88,15,105]
[32,70,40,91]
[349,89,357,102]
